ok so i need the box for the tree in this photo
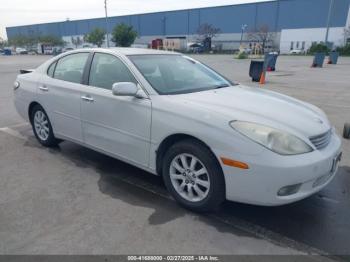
[71,36,83,48]
[8,34,64,48]
[39,35,64,46]
[0,37,8,48]
[247,25,275,53]
[308,43,330,55]
[196,23,221,51]
[8,35,29,47]
[337,43,350,56]
[111,23,137,47]
[84,28,105,47]
[196,23,221,40]
[344,26,350,45]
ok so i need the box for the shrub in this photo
[308,43,330,55]
[237,52,248,59]
[336,44,350,56]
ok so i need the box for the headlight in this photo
[230,121,313,155]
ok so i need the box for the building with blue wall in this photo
[5,0,350,53]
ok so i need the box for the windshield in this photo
[129,55,233,95]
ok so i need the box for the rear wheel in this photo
[30,104,59,147]
[162,139,225,212]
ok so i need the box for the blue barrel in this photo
[249,60,264,82]
[328,51,339,64]
[4,49,12,56]
[265,53,278,71]
[312,52,325,67]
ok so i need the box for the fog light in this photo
[278,184,302,196]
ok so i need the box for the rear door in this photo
[38,52,90,142]
[80,52,152,167]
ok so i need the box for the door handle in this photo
[81,95,94,102]
[39,85,49,92]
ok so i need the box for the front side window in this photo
[129,55,232,95]
[53,53,89,84]
[89,53,136,90]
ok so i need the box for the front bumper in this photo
[215,132,342,206]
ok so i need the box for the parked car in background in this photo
[15,48,28,54]
[52,47,62,56]
[241,48,252,54]
[2,48,12,55]
[189,43,204,53]
[28,49,38,55]
[290,49,305,55]
[62,47,74,53]
[13,48,342,212]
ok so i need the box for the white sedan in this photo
[13,48,342,211]
[290,49,305,55]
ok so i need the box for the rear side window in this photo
[53,53,89,84]
[88,53,136,90]
[47,61,57,77]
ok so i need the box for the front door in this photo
[80,52,152,167]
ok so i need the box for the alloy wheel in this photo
[169,153,210,202]
[33,110,50,141]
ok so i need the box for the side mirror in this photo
[112,82,148,99]
[112,82,138,96]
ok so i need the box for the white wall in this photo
[279,27,346,54]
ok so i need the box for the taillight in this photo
[13,81,20,90]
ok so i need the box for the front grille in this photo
[309,129,332,150]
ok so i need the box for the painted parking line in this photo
[8,122,30,128]
[0,122,29,129]
[0,127,27,140]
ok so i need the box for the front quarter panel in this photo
[149,95,264,171]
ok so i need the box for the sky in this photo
[0,0,270,39]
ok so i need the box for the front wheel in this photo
[30,104,59,147]
[162,139,225,212]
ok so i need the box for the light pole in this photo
[104,0,110,48]
[240,24,248,48]
[162,17,167,36]
[325,0,334,47]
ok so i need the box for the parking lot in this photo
[0,54,349,257]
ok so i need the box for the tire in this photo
[343,123,350,139]
[30,104,59,147]
[162,139,225,212]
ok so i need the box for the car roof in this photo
[71,47,181,56]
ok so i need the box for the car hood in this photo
[167,85,330,138]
